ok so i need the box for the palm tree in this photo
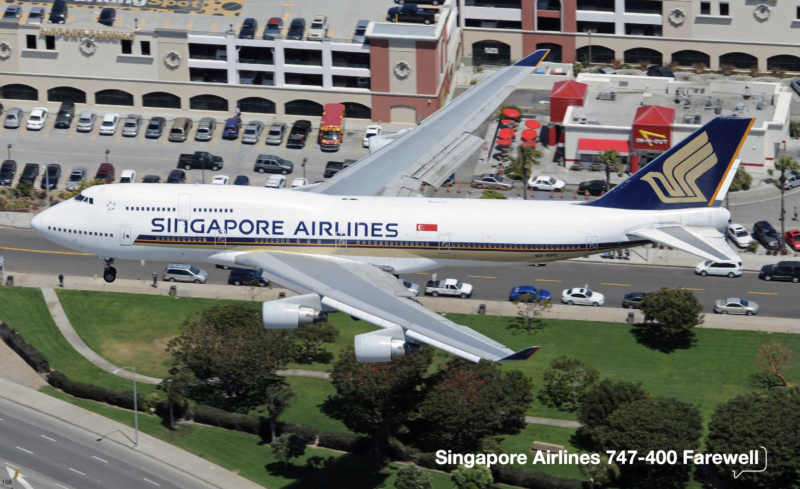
[596,149,622,192]
[509,145,542,200]
[774,155,800,248]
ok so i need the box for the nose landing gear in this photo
[101,257,117,283]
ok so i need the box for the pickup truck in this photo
[425,279,473,299]
[386,3,438,25]
[177,151,224,171]
[286,120,312,149]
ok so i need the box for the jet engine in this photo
[262,295,327,330]
[354,332,420,362]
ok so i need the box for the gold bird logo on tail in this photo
[641,131,717,203]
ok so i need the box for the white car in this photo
[363,125,383,148]
[695,260,742,278]
[307,15,328,40]
[561,287,605,306]
[399,279,420,296]
[290,178,309,188]
[99,113,120,135]
[527,175,565,192]
[727,224,754,248]
[119,169,137,183]
[265,175,287,188]
[211,175,230,185]
[26,108,48,130]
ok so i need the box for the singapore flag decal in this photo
[416,224,438,232]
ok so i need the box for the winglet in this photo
[513,49,549,68]
[500,346,541,362]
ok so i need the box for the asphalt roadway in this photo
[1,227,797,319]
[0,397,217,489]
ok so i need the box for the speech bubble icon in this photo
[733,446,768,479]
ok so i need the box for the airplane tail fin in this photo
[586,117,754,211]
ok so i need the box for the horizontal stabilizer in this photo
[627,225,740,263]
[500,346,541,362]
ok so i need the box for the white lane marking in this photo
[92,456,108,464]
[143,478,160,486]
[41,435,57,442]
[68,468,85,476]
[0,417,4,421]
[55,484,70,489]
[4,463,20,469]
[16,447,34,455]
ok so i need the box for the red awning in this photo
[550,80,588,124]
[577,138,630,155]
[632,105,674,151]
[524,120,542,129]
[498,128,515,139]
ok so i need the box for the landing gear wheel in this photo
[103,267,117,283]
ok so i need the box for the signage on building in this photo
[484,47,499,54]
[20,0,203,13]
[634,129,669,149]
[39,27,136,40]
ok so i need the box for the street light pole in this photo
[105,149,110,165]
[7,143,10,161]
[585,29,596,69]
[302,157,307,180]
[45,165,50,208]
[113,366,138,448]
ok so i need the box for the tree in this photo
[755,340,795,387]
[265,382,296,441]
[730,166,752,191]
[577,380,648,442]
[13,180,32,198]
[159,367,193,429]
[415,359,533,452]
[167,303,297,413]
[706,388,800,489]
[506,145,541,182]
[480,189,506,199]
[321,346,433,453]
[62,178,106,199]
[579,455,620,485]
[596,149,621,192]
[595,398,703,489]
[541,356,599,412]
[395,464,433,489]
[451,465,493,489]
[639,287,704,337]
[774,155,800,247]
[293,322,339,363]
[507,295,550,335]
[270,433,306,466]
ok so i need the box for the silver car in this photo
[76,111,96,132]
[399,279,420,296]
[242,121,264,144]
[714,297,759,316]
[26,7,44,24]
[195,117,217,141]
[4,108,22,129]
[163,263,208,284]
[65,167,86,191]
[471,173,514,190]
[265,122,287,145]
[121,114,143,137]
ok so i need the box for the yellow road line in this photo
[114,128,123,142]
[349,30,354,40]
[138,121,148,143]
[66,122,78,139]
[328,29,335,38]
[90,124,99,141]
[186,20,194,32]
[679,287,704,291]
[305,129,316,151]
[114,16,123,28]
[352,143,361,155]
[747,291,778,295]
[282,12,291,21]
[19,12,28,24]
[258,133,267,149]
[162,131,171,145]
[415,272,430,275]
[162,19,171,29]
[138,19,147,30]
[18,125,27,137]
[209,21,217,33]
[467,275,496,279]
[67,14,75,24]
[0,246,92,256]
[234,136,242,149]
[41,119,54,138]
[282,3,295,6]
[601,283,631,287]
[535,279,562,282]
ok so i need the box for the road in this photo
[0,398,216,489]
[1,227,797,319]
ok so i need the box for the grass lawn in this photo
[0,288,158,395]
[42,387,456,489]
[251,376,350,434]
[500,424,584,480]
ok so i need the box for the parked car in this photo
[352,19,370,43]
[195,117,216,141]
[307,15,328,40]
[242,121,265,144]
[163,263,208,284]
[239,17,257,39]
[394,0,443,4]
[142,175,161,183]
[647,65,674,78]
[255,154,293,174]
[48,0,68,24]
[121,114,143,137]
[727,223,754,248]
[4,108,22,129]
[399,279,420,296]
[169,117,192,142]
[578,180,613,196]
[222,117,242,139]
[695,260,742,278]
[19,163,40,186]
[233,175,249,186]
[228,268,268,286]
[260,122,284,145]
[561,287,605,306]
[99,113,120,135]
[785,230,800,251]
[65,167,86,191]
[528,175,565,192]
[40,164,61,190]
[263,17,283,40]
[595,66,616,75]
[759,263,800,283]
[471,173,513,190]
[178,151,223,171]
[54,101,75,129]
[323,160,355,178]
[286,120,312,148]
[622,292,645,309]
[425,279,473,298]
[753,221,781,250]
[145,117,166,138]
[782,172,800,190]
[167,170,187,184]
[211,175,230,185]
[792,78,800,97]
[290,178,309,188]
[76,111,96,132]
[509,286,551,302]
[26,108,48,130]
[363,125,383,147]
[265,174,287,188]
[0,160,17,186]
[387,3,438,24]
[26,7,44,25]
[714,298,759,316]
[119,169,136,183]
[94,163,115,183]
[3,5,22,21]
[286,18,306,40]
[98,7,116,26]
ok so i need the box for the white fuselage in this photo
[32,184,731,274]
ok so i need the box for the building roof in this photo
[551,80,588,100]
[633,105,675,126]
[577,138,630,155]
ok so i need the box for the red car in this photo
[786,230,800,251]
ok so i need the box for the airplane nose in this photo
[31,213,43,234]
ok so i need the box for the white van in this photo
[695,260,743,278]
[99,113,120,135]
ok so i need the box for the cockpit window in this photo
[74,193,94,204]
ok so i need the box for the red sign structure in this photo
[632,106,675,151]
[550,80,588,124]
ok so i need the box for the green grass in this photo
[250,377,350,434]
[0,288,158,395]
[500,424,584,479]
[42,387,456,489]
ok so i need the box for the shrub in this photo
[317,430,361,451]
[0,322,51,373]
[47,371,146,412]
[416,452,457,473]
[191,404,260,435]
[46,370,69,389]
[279,423,318,444]
[720,64,736,76]
[693,62,706,74]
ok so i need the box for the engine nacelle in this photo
[262,302,326,330]
[354,333,420,362]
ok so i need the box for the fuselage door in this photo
[438,233,450,254]
[335,233,347,253]
[586,236,599,255]
[120,226,132,246]
[178,194,191,221]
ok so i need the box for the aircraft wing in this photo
[234,251,539,363]
[309,49,550,197]
[628,225,741,263]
